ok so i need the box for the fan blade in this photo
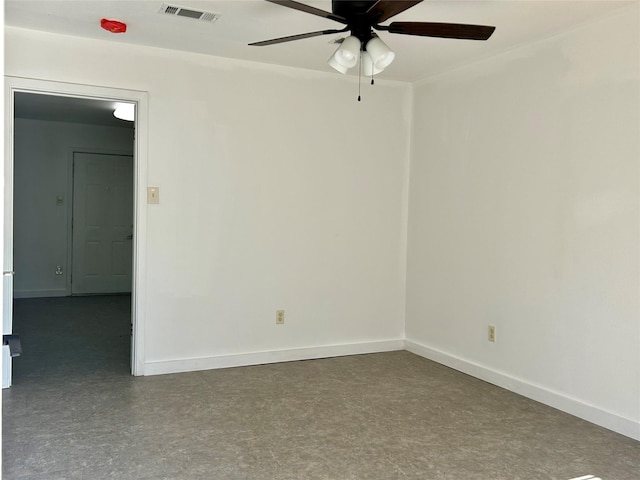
[264,0,348,24]
[249,28,348,46]
[366,0,423,24]
[386,22,495,40]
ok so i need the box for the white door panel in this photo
[72,153,133,295]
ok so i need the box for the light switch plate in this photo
[147,187,160,204]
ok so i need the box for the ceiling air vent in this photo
[159,3,220,23]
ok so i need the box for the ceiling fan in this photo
[249,0,496,77]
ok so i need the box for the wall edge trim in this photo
[13,289,67,299]
[144,339,405,376]
[404,339,640,441]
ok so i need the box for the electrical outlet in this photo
[276,310,285,325]
[488,325,496,342]
[55,265,64,276]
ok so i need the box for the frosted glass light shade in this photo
[361,51,383,76]
[328,55,349,74]
[114,103,135,121]
[328,35,361,72]
[365,36,395,70]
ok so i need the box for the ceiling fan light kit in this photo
[327,34,394,75]
[365,35,395,70]
[250,0,496,98]
[328,55,350,74]
[329,35,361,71]
[361,51,383,77]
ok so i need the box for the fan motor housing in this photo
[332,1,382,43]
[332,0,377,19]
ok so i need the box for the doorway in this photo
[3,77,149,386]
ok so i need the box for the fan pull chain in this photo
[357,51,362,102]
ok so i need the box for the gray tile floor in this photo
[3,296,640,479]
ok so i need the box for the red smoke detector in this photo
[100,18,127,34]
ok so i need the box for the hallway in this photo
[10,295,131,383]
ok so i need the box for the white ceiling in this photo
[5,0,634,83]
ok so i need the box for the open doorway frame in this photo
[3,76,149,380]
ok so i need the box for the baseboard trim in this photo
[404,339,640,441]
[13,289,68,299]
[144,339,405,376]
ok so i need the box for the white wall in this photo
[7,6,637,441]
[5,27,410,370]
[406,6,640,440]
[13,118,134,297]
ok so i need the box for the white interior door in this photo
[72,153,134,295]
